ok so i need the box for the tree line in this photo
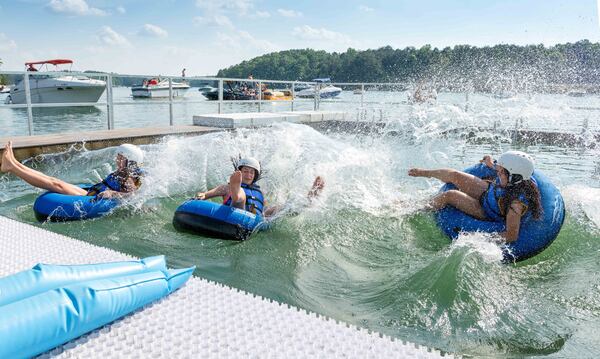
[217,40,600,93]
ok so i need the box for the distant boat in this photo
[566,89,587,97]
[131,78,190,98]
[4,59,106,105]
[492,91,516,99]
[198,85,215,94]
[295,78,342,99]
[203,87,256,101]
[353,88,364,95]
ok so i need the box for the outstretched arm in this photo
[196,184,229,200]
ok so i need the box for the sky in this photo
[0,0,599,76]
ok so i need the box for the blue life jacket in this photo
[223,183,265,215]
[86,173,123,196]
[480,177,532,221]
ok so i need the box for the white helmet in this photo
[497,151,534,181]
[237,157,261,181]
[117,144,144,164]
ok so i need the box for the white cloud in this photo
[292,25,351,43]
[47,0,106,16]
[255,11,270,18]
[277,8,302,18]
[358,5,374,12]
[0,33,17,51]
[194,14,234,29]
[138,24,168,38]
[217,30,277,52]
[116,6,126,14]
[196,0,253,15]
[97,26,131,47]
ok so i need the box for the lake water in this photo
[1,89,599,357]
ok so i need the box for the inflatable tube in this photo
[0,267,194,359]
[173,199,267,241]
[33,185,120,222]
[0,256,166,307]
[435,163,565,262]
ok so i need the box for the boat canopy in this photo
[313,78,331,83]
[25,59,73,66]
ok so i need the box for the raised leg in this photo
[409,168,488,199]
[228,171,246,210]
[1,141,87,196]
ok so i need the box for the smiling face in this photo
[240,166,256,184]
[496,165,509,187]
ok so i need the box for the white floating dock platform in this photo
[193,110,350,128]
[0,216,449,358]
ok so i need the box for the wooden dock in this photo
[0,111,349,161]
[1,110,596,161]
[0,125,220,161]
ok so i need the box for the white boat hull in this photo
[131,87,189,98]
[296,85,342,99]
[131,80,190,98]
[5,76,106,104]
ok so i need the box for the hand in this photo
[480,155,494,168]
[98,190,115,199]
[408,168,425,177]
[195,192,206,200]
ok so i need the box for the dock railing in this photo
[0,70,418,135]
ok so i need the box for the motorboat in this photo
[4,59,106,105]
[295,78,342,99]
[131,78,190,98]
[0,85,10,94]
[198,85,216,95]
[353,88,364,95]
[566,89,587,97]
[203,81,258,101]
[203,88,257,101]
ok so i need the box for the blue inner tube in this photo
[33,185,120,222]
[173,199,266,241]
[435,163,565,262]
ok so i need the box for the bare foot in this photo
[308,176,325,198]
[1,141,15,173]
[229,170,243,202]
[408,168,427,177]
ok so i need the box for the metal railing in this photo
[0,70,447,136]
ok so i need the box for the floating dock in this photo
[0,216,448,358]
[2,110,594,162]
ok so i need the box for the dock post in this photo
[168,77,174,126]
[23,72,33,135]
[291,82,295,112]
[361,83,365,107]
[106,73,114,130]
[313,84,319,111]
[258,81,262,112]
[218,80,223,114]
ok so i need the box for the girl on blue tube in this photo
[408,151,543,242]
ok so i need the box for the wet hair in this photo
[500,168,543,220]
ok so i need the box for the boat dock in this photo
[0,215,448,358]
[2,110,597,162]
[1,111,353,161]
